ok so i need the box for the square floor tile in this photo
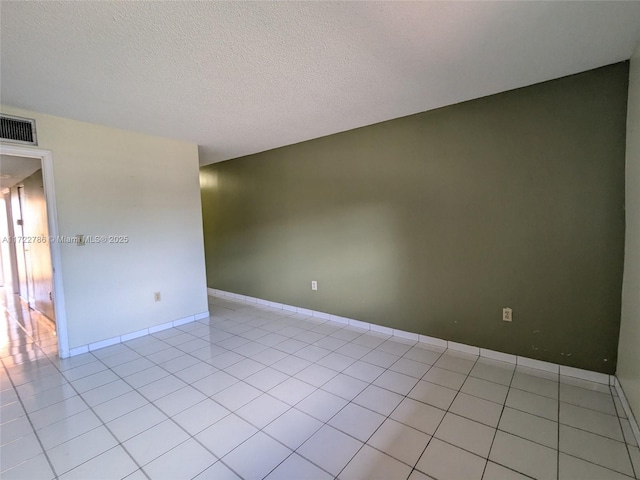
[193,461,241,479]
[317,352,356,372]
[236,393,290,428]
[213,381,262,411]
[559,384,617,416]
[422,366,467,390]
[122,419,190,466]
[449,392,503,427]
[499,406,558,449]
[264,453,332,480]
[559,424,633,476]
[505,388,558,421]
[343,361,385,383]
[407,380,458,410]
[0,415,33,446]
[483,461,531,480]
[377,339,414,357]
[272,355,312,376]
[329,403,385,442]
[434,352,477,375]
[390,398,445,435]
[172,398,230,435]
[560,402,623,441]
[92,390,148,423]
[367,418,431,466]
[294,345,332,363]
[58,445,138,480]
[264,408,323,449]
[353,385,404,416]
[416,438,485,480]
[628,446,640,476]
[511,372,558,400]
[321,374,368,401]
[26,395,88,430]
[192,371,239,396]
[435,412,495,457]
[173,362,218,384]
[461,376,509,405]
[489,431,557,480]
[403,346,443,365]
[224,431,292,480]
[470,359,514,387]
[47,426,118,475]
[0,432,43,472]
[269,377,316,405]
[107,404,168,442]
[373,370,418,395]
[124,366,169,389]
[389,357,431,378]
[295,364,338,388]
[335,343,371,360]
[339,444,412,480]
[143,438,217,480]
[37,409,103,449]
[1,453,55,480]
[296,389,349,422]
[244,367,289,391]
[111,358,155,378]
[360,350,399,369]
[298,425,363,476]
[195,413,258,458]
[558,453,632,480]
[621,418,638,447]
[153,385,207,417]
[138,375,187,402]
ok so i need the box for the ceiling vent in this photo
[1,114,37,146]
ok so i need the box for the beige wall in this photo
[619,45,640,423]
[0,106,208,350]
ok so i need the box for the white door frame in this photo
[0,144,70,358]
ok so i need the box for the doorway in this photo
[0,145,69,357]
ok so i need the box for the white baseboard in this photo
[66,310,210,358]
[208,288,616,387]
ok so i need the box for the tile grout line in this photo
[0,356,60,479]
[327,343,448,479]
[4,294,637,480]
[480,357,518,480]
[612,383,639,479]
[406,351,484,479]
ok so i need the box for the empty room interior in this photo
[1,2,640,479]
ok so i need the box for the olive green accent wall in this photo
[201,62,629,374]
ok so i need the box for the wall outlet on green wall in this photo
[503,307,513,322]
[311,281,318,291]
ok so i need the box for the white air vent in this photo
[0,114,37,146]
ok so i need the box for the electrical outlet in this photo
[154,292,161,302]
[311,281,318,291]
[503,307,512,322]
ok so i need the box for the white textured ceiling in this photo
[1,2,640,165]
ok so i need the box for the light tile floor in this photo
[1,292,639,479]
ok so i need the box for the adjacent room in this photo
[1,1,640,479]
